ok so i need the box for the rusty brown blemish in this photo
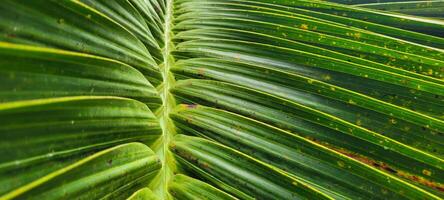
[186,104,198,109]
[175,149,198,163]
[340,150,443,191]
[197,68,205,76]
[422,169,432,176]
[6,33,16,38]
[170,143,177,150]
[199,161,210,169]
[305,137,444,192]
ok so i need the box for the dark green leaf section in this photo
[327,0,444,19]
[172,79,444,197]
[354,1,444,18]
[78,0,163,62]
[170,0,444,198]
[0,0,161,85]
[172,61,444,156]
[0,0,168,199]
[1,142,161,200]
[175,1,444,63]
[1,0,444,199]
[172,0,444,116]
[253,0,444,37]
[0,96,161,197]
[169,174,238,200]
[326,0,408,5]
[171,134,333,200]
[173,39,444,117]
[0,42,161,109]
[171,104,440,199]
[175,0,444,49]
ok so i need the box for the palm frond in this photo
[0,0,443,199]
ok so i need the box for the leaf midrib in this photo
[159,0,175,199]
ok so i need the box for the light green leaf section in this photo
[78,0,163,61]
[127,188,160,200]
[171,134,333,200]
[0,96,161,198]
[168,174,238,200]
[0,42,161,109]
[0,0,162,85]
[0,0,166,199]
[1,142,161,200]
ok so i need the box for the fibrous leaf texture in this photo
[0,0,443,199]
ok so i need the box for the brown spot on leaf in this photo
[422,169,432,176]
[6,33,16,38]
[186,104,198,109]
[305,137,444,192]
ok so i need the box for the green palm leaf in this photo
[0,0,443,199]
